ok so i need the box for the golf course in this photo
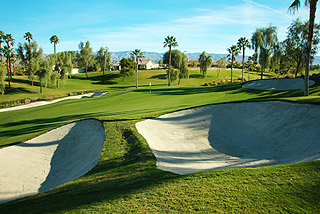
[0,68,319,213]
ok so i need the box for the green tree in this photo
[163,35,178,86]
[177,53,189,85]
[131,49,144,88]
[198,51,213,78]
[0,30,4,62]
[2,34,15,88]
[190,60,197,68]
[78,41,94,79]
[237,37,251,81]
[251,25,278,79]
[50,35,59,54]
[216,57,227,68]
[163,50,188,84]
[24,32,33,47]
[119,58,135,81]
[36,60,50,93]
[52,52,73,88]
[158,59,164,67]
[289,0,318,96]
[227,45,240,83]
[17,41,43,86]
[96,47,111,76]
[283,19,320,77]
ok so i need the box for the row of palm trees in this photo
[0,31,59,90]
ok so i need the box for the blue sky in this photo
[0,0,315,55]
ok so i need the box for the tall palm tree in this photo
[3,34,15,88]
[50,35,60,54]
[163,35,178,86]
[289,0,318,96]
[227,45,240,83]
[131,49,144,88]
[237,37,251,81]
[24,32,33,46]
[0,30,4,62]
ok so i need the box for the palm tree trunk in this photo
[304,0,318,96]
[231,55,234,83]
[9,57,12,83]
[242,49,245,81]
[85,66,89,79]
[0,43,2,62]
[6,58,10,88]
[295,58,302,78]
[40,78,43,93]
[136,58,138,88]
[168,46,172,86]
[54,43,57,55]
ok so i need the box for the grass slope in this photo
[0,121,319,213]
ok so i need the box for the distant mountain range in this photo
[111,51,320,65]
[110,51,246,64]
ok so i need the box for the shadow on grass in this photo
[189,74,203,79]
[11,78,42,87]
[149,74,167,80]
[4,86,36,95]
[72,73,120,85]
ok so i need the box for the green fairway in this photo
[1,68,264,107]
[0,71,319,213]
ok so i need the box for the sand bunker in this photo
[0,91,109,113]
[136,101,320,175]
[242,78,315,91]
[0,119,105,204]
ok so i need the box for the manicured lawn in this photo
[0,68,265,107]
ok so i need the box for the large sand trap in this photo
[0,119,105,204]
[0,91,108,113]
[242,78,315,91]
[136,101,320,175]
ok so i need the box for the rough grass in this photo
[0,121,319,213]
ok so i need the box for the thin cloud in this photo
[243,0,294,20]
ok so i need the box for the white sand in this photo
[0,119,105,204]
[242,78,315,91]
[0,91,108,113]
[136,101,320,175]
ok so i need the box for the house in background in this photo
[138,60,159,70]
[112,61,121,70]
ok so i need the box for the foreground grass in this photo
[0,121,319,213]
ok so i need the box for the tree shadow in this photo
[4,87,36,95]
[149,74,167,79]
[11,78,40,87]
[189,74,203,79]
[72,73,120,85]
